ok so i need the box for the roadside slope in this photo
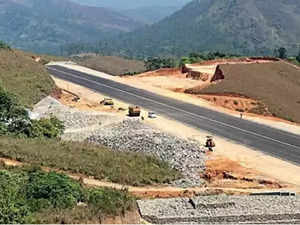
[0,49,55,106]
[192,62,300,123]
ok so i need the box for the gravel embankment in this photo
[33,97,207,187]
[138,195,300,224]
[33,96,123,141]
[87,119,207,187]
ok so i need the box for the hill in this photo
[0,48,55,106]
[100,0,300,57]
[186,61,300,123]
[0,0,142,54]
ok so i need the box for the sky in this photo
[71,0,192,10]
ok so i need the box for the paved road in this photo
[47,65,300,165]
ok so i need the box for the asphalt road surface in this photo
[47,65,300,165]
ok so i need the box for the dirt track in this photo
[1,157,297,199]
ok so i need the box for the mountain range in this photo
[99,0,300,57]
[0,0,142,54]
[70,0,191,10]
[2,0,300,56]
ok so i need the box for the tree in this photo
[0,41,11,50]
[274,47,287,59]
[144,57,176,71]
[296,50,300,63]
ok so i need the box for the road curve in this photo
[47,65,300,165]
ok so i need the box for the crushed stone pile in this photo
[138,195,300,224]
[87,119,207,187]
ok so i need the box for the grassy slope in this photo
[0,49,55,107]
[75,55,145,75]
[196,62,300,122]
[0,136,180,186]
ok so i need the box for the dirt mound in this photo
[136,68,182,78]
[202,156,285,189]
[195,95,269,115]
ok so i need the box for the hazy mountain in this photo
[100,0,300,57]
[0,0,142,54]
[121,6,180,24]
[70,0,191,10]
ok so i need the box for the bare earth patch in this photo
[202,155,286,189]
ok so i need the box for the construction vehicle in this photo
[205,136,216,151]
[128,106,141,117]
[100,98,114,106]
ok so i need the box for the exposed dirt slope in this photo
[187,62,300,123]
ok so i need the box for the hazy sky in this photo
[71,0,192,10]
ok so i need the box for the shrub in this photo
[87,188,134,216]
[26,170,84,210]
[0,41,11,50]
[0,170,31,224]
[30,117,65,138]
[0,122,8,135]
[296,51,300,63]
[0,86,64,138]
[0,87,28,123]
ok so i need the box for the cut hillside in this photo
[0,49,55,106]
[187,62,300,123]
[74,55,146,76]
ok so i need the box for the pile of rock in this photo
[33,97,123,141]
[87,119,207,187]
[138,195,300,224]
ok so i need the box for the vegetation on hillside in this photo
[0,137,180,186]
[0,85,64,138]
[74,55,146,76]
[0,164,135,224]
[0,48,55,107]
[0,0,142,54]
[66,0,300,58]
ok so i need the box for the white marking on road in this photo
[48,66,300,151]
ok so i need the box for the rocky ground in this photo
[33,97,207,187]
[87,120,207,187]
[138,195,300,224]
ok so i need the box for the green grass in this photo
[0,49,55,107]
[0,136,180,186]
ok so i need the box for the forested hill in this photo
[95,0,300,57]
[0,0,142,54]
